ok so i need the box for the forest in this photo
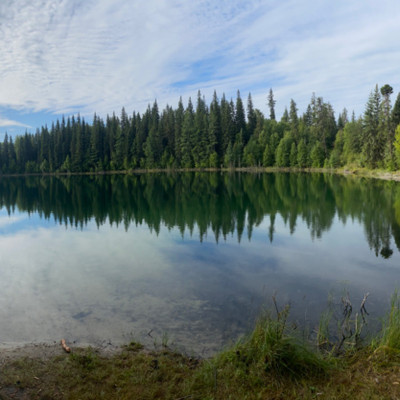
[0,85,400,174]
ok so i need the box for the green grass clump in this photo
[374,291,400,356]
[201,305,331,389]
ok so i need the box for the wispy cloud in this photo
[0,118,31,128]
[0,0,399,124]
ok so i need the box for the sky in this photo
[0,0,400,138]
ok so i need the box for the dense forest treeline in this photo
[1,173,399,257]
[1,85,400,174]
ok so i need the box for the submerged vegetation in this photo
[1,85,400,174]
[1,294,400,399]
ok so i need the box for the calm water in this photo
[0,172,399,355]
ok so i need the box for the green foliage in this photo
[342,119,363,164]
[362,85,383,168]
[297,139,308,167]
[1,85,400,174]
[392,92,400,128]
[275,132,293,167]
[243,136,261,166]
[310,142,325,167]
[377,290,400,355]
[395,124,400,166]
[211,305,330,382]
[289,142,297,167]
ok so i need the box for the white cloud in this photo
[0,118,31,128]
[0,0,399,121]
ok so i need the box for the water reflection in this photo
[1,172,400,257]
[0,172,399,355]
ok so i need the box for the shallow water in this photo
[0,172,399,356]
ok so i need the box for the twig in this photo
[341,292,352,317]
[272,294,280,319]
[360,292,370,323]
[147,329,153,338]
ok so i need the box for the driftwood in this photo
[61,339,71,353]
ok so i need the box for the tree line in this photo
[1,85,400,174]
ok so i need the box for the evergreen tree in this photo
[310,142,325,167]
[193,91,209,167]
[220,94,234,154]
[281,107,289,123]
[363,85,383,168]
[224,141,234,168]
[2,133,9,172]
[209,91,222,160]
[392,92,400,128]
[380,84,394,168]
[289,99,299,140]
[89,114,100,170]
[268,88,276,120]
[297,139,308,167]
[232,129,244,167]
[342,119,363,164]
[243,136,261,166]
[235,91,247,144]
[247,93,256,139]
[174,98,184,167]
[289,142,297,167]
[394,124,400,166]
[275,132,293,167]
[181,98,195,168]
[337,108,348,130]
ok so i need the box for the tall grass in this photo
[374,290,400,355]
[203,304,331,386]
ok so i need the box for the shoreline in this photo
[0,166,400,182]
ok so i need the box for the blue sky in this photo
[1,0,400,139]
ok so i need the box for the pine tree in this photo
[394,124,400,166]
[235,91,247,144]
[2,133,9,172]
[310,142,324,167]
[289,99,299,140]
[220,95,234,155]
[181,98,195,168]
[209,91,222,165]
[268,88,276,120]
[297,139,308,167]
[247,93,256,139]
[192,91,208,167]
[363,85,383,168]
[289,142,297,167]
[342,119,363,164]
[275,132,293,167]
[174,98,184,167]
[380,84,394,168]
[281,107,289,123]
[392,92,400,128]
[232,129,244,167]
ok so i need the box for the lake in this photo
[0,172,399,356]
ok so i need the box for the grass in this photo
[372,290,400,357]
[1,298,400,399]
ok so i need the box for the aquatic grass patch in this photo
[202,303,332,385]
[373,290,400,357]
